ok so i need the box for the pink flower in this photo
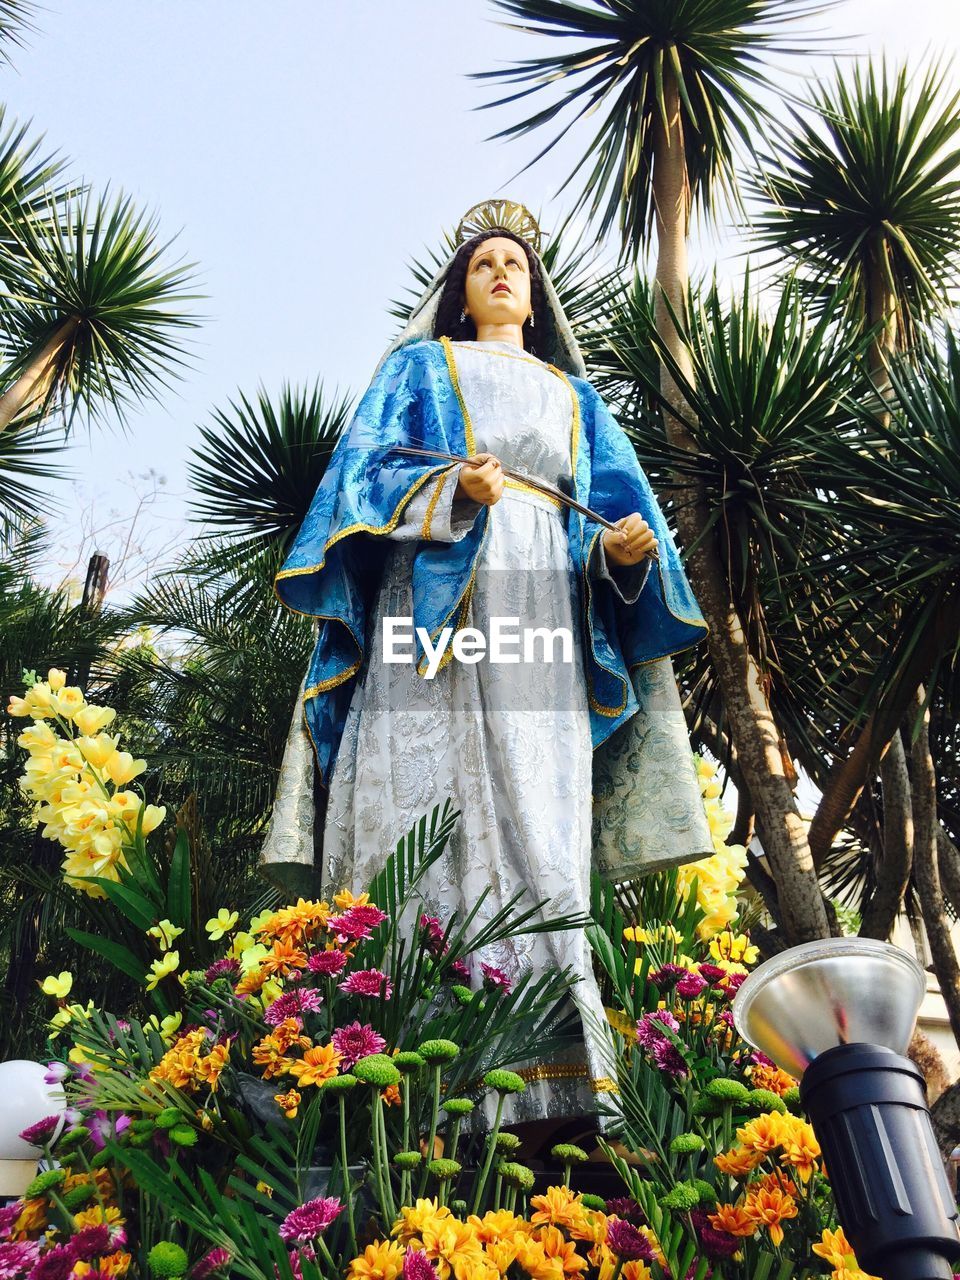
[722,971,747,997]
[279,1246,315,1280]
[480,963,511,993]
[331,1022,386,1069]
[69,1227,112,1263]
[191,1247,232,1279]
[32,1245,75,1280]
[264,989,323,1027]
[697,964,726,986]
[307,950,348,976]
[88,1110,131,1152]
[652,1038,689,1078]
[0,1205,19,1242]
[339,969,392,1000]
[403,1249,437,1280]
[676,972,708,999]
[205,958,241,983]
[420,915,446,955]
[649,963,687,991]
[43,1062,69,1086]
[447,958,471,982]
[279,1197,344,1243]
[604,1198,642,1224]
[691,1210,738,1260]
[635,1010,680,1049]
[0,1241,39,1279]
[606,1220,654,1262]
[18,1115,59,1146]
[327,904,387,941]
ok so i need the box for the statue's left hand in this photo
[603,513,658,566]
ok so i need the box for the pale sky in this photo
[7,0,958,597]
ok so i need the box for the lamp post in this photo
[733,937,960,1280]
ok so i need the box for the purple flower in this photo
[69,1226,112,1263]
[191,1247,232,1279]
[278,1197,344,1243]
[649,964,687,991]
[327,904,387,941]
[723,971,747,997]
[0,1205,19,1242]
[403,1249,437,1280]
[748,1050,776,1068]
[697,964,726,986]
[88,1110,131,1153]
[635,1010,680,1050]
[339,969,393,1000]
[264,989,323,1027]
[18,1115,60,1147]
[43,1062,69,1086]
[480,963,511,993]
[205,958,240,983]
[447,958,471,982]
[420,915,446,955]
[606,1219,654,1262]
[652,1038,689,1079]
[604,1198,643,1224]
[331,1022,386,1069]
[32,1245,75,1280]
[676,972,709,999]
[278,1246,315,1280]
[307,949,348,976]
[691,1210,738,1260]
[0,1240,40,1279]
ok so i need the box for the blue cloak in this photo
[275,336,709,806]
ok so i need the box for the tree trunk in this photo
[0,316,79,432]
[650,66,829,944]
[937,829,960,919]
[910,688,960,1051]
[860,730,913,940]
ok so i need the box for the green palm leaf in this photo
[474,0,846,254]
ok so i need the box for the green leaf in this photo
[64,927,145,982]
[166,828,192,928]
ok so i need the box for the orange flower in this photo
[715,1144,765,1178]
[539,1225,588,1276]
[275,1089,302,1119]
[530,1186,586,1232]
[235,967,269,995]
[261,939,309,977]
[12,1197,47,1239]
[258,898,331,946]
[288,1042,343,1087]
[346,1240,406,1280]
[383,1082,402,1107]
[737,1112,786,1155]
[73,1205,126,1232]
[779,1116,821,1183]
[196,1041,230,1091]
[744,1185,798,1247]
[253,1020,311,1080]
[708,1203,758,1238]
[749,1062,798,1097]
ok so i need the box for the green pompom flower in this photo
[61,1182,97,1211]
[427,1158,462,1180]
[155,1108,182,1130]
[320,1073,358,1093]
[450,985,475,1006]
[24,1169,66,1198]
[417,1039,460,1064]
[551,1143,589,1164]
[669,1133,706,1155]
[353,1055,402,1087]
[580,1193,607,1212]
[748,1088,786,1115]
[497,1161,535,1190]
[57,1125,91,1150]
[147,1242,189,1280]
[704,1078,751,1105]
[90,1148,114,1168]
[393,1151,423,1170]
[168,1124,198,1147]
[495,1132,521,1152]
[131,1117,157,1135]
[393,1052,426,1074]
[483,1069,526,1095]
[450,1199,468,1217]
[659,1181,700,1211]
[692,1179,717,1207]
[783,1086,802,1113]
[691,1094,720,1118]
[442,1099,475,1116]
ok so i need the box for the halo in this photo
[455,199,543,255]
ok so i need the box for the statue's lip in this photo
[491,283,511,295]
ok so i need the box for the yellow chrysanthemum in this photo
[347,1240,407,1280]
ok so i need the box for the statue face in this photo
[463,236,532,330]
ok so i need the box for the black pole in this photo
[801,1043,960,1280]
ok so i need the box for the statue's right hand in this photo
[453,453,504,506]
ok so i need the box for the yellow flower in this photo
[16,722,58,753]
[139,804,166,835]
[73,704,118,736]
[347,1240,406,1280]
[743,1185,797,1247]
[530,1186,586,1231]
[206,908,240,940]
[709,931,758,967]
[147,920,184,950]
[13,1195,48,1237]
[708,1203,757,1238]
[288,1043,342,1088]
[778,1115,821,1183]
[76,733,121,770]
[40,971,73,999]
[230,930,255,958]
[715,1145,765,1178]
[146,950,180,991]
[50,686,86,719]
[737,1112,787,1155]
[274,1089,302,1120]
[47,668,67,691]
[391,1199,453,1245]
[104,751,146,786]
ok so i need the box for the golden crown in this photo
[455,199,543,255]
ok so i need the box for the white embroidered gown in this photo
[322,339,647,1122]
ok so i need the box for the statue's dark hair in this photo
[432,229,552,361]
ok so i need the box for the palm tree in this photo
[477,0,848,942]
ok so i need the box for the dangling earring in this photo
[459,309,467,324]
[529,311,535,329]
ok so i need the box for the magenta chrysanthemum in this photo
[604,1198,643,1224]
[649,963,687,991]
[327,904,387,941]
[691,1210,738,1260]
[723,971,747,997]
[403,1248,437,1280]
[307,949,348,976]
[448,958,471,982]
[606,1219,654,1262]
[419,915,446,954]
[0,1204,20,1241]
[278,1196,344,1243]
[339,969,392,999]
[264,989,323,1027]
[636,1010,680,1049]
[205,958,240,983]
[331,1022,386,1069]
[32,1245,75,1280]
[191,1247,232,1279]
[0,1241,40,1279]
[697,964,727,985]
[19,1114,59,1146]
[652,1038,689,1078]
[480,963,511,993]
[676,972,709,999]
[69,1227,112,1263]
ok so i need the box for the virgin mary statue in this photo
[263,200,713,1125]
